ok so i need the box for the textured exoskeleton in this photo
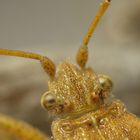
[0,0,140,140]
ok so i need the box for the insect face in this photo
[0,0,112,119]
[41,61,112,117]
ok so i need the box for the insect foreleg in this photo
[0,114,49,140]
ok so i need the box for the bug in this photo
[0,0,140,139]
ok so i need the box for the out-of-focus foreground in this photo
[0,0,140,138]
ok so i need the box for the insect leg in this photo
[0,114,49,140]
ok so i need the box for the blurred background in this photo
[0,0,140,139]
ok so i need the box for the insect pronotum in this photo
[0,0,140,140]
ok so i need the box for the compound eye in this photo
[98,75,113,98]
[98,75,113,90]
[41,91,56,110]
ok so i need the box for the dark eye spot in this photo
[87,122,93,128]
[45,94,56,105]
[59,104,64,110]
[48,98,56,104]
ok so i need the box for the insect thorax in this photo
[51,100,140,140]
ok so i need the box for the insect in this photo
[0,0,140,139]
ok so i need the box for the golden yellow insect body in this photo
[0,0,140,140]
[49,62,140,140]
[52,101,140,140]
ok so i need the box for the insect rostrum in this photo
[0,0,140,140]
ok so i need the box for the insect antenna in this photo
[76,0,111,68]
[0,48,56,78]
